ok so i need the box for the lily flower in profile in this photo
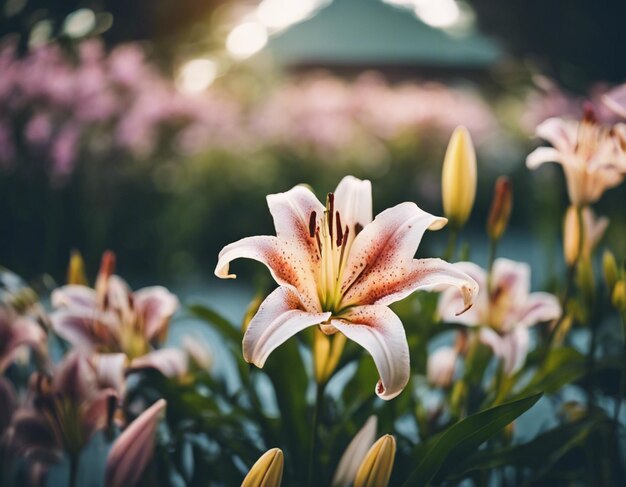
[241,448,284,487]
[526,109,626,206]
[50,251,182,378]
[216,176,478,399]
[105,399,166,487]
[9,352,117,464]
[438,258,561,374]
[563,206,609,266]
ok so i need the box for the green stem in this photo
[307,382,325,487]
[443,227,459,262]
[613,312,626,423]
[69,453,79,487]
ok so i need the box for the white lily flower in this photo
[438,258,561,374]
[526,112,626,206]
[216,176,478,400]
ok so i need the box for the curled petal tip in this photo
[427,217,448,231]
[455,303,473,316]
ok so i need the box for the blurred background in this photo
[1,0,625,287]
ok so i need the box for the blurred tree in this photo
[468,0,626,91]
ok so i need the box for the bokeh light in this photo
[63,8,97,38]
[226,21,268,59]
[176,58,218,94]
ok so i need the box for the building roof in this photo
[266,0,502,69]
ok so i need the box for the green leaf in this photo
[449,415,603,480]
[402,392,542,487]
[517,347,586,396]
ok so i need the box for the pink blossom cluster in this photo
[0,38,241,181]
[249,72,498,161]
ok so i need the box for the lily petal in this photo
[332,306,409,400]
[243,287,331,367]
[491,259,531,307]
[332,416,378,487]
[340,202,447,307]
[129,349,188,379]
[215,236,320,312]
[526,147,562,169]
[0,315,46,373]
[437,261,487,325]
[50,307,119,351]
[480,327,529,375]
[53,352,98,403]
[51,285,97,310]
[603,84,626,118]
[82,388,117,441]
[356,257,478,311]
[333,176,373,232]
[93,353,128,394]
[133,286,179,344]
[513,292,561,328]
[105,399,166,487]
[9,409,62,463]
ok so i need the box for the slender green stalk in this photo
[307,382,325,487]
[68,453,79,487]
[443,227,459,262]
[613,312,626,423]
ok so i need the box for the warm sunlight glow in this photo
[226,22,268,59]
[177,58,217,94]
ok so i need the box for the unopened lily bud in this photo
[314,328,346,384]
[603,250,619,292]
[563,206,581,266]
[106,399,166,487]
[441,126,477,228]
[612,280,626,311]
[353,434,396,487]
[241,448,284,487]
[332,416,377,487]
[427,346,457,388]
[67,250,88,285]
[487,177,513,241]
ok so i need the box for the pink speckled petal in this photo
[51,285,97,311]
[215,235,320,312]
[339,202,447,307]
[437,261,487,325]
[243,287,331,367]
[332,305,409,400]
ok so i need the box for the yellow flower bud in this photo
[313,328,346,384]
[242,294,264,333]
[603,250,619,292]
[241,448,284,487]
[612,280,626,312]
[441,126,477,228]
[67,250,88,285]
[353,435,396,487]
[486,176,513,241]
[563,206,581,266]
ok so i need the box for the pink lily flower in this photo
[9,352,117,463]
[0,305,46,373]
[526,111,626,206]
[50,252,180,378]
[216,176,478,399]
[438,258,561,374]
